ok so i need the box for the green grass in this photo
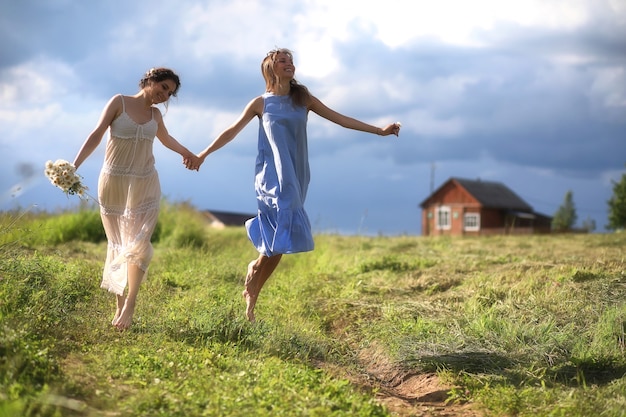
[1,204,625,416]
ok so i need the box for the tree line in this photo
[552,166,626,232]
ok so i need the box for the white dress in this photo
[98,95,161,295]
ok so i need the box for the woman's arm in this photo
[154,111,196,156]
[153,110,201,170]
[197,96,263,161]
[72,95,122,169]
[308,95,400,136]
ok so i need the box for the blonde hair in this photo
[261,48,311,108]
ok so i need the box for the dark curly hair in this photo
[139,67,181,97]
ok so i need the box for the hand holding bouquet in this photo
[44,159,88,198]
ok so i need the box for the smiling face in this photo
[139,68,181,104]
[149,79,177,104]
[273,51,295,80]
[261,48,297,92]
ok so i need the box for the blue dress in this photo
[245,93,315,256]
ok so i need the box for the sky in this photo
[1,0,624,236]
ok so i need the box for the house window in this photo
[464,213,480,231]
[436,206,451,230]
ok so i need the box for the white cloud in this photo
[290,0,592,50]
[0,0,623,235]
[589,66,626,108]
[405,109,466,137]
[0,59,75,106]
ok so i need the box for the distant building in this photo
[202,210,255,229]
[419,177,552,236]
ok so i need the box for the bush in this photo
[153,200,209,248]
[36,209,106,245]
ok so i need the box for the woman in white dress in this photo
[73,67,199,330]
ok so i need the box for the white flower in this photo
[44,159,89,199]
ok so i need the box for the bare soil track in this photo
[369,370,483,417]
[321,346,485,417]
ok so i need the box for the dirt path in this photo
[320,345,485,417]
[370,372,483,417]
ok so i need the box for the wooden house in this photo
[419,177,552,236]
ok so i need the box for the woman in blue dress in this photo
[197,48,401,321]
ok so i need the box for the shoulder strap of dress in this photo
[119,94,126,113]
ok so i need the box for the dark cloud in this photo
[1,0,623,235]
[178,55,262,108]
[320,20,626,179]
[0,1,128,69]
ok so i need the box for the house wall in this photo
[480,209,504,229]
[421,203,481,236]
[421,206,550,236]
[479,227,536,236]
[439,182,476,204]
[421,182,481,236]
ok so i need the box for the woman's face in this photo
[150,79,177,104]
[273,52,295,79]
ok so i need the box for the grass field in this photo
[1,202,625,416]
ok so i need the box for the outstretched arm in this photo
[197,96,263,163]
[72,95,121,169]
[154,111,200,170]
[308,95,400,136]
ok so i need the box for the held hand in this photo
[190,154,202,171]
[380,122,401,137]
[182,155,191,170]
[183,154,202,171]
[195,153,207,170]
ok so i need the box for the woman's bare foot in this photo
[243,260,258,322]
[113,300,136,330]
[111,308,122,326]
[112,295,125,326]
[242,289,257,322]
[245,260,256,286]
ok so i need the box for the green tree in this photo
[607,168,626,230]
[552,190,577,232]
[581,216,596,233]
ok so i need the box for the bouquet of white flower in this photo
[44,159,88,198]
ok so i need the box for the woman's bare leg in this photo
[243,254,282,322]
[112,294,125,325]
[242,260,257,321]
[113,264,144,330]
